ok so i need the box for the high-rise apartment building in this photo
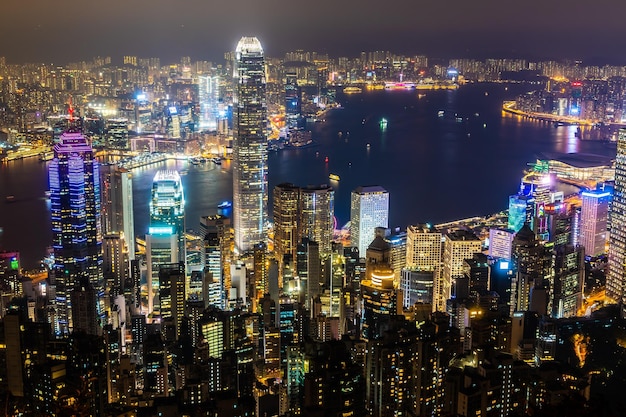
[580,188,611,257]
[233,36,268,252]
[49,129,103,334]
[608,129,626,304]
[350,186,389,256]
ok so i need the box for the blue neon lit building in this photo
[49,129,103,335]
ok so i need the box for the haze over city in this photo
[2,0,626,63]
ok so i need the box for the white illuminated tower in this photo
[147,170,185,314]
[233,36,268,252]
[49,129,103,335]
[350,186,389,256]
[580,188,610,258]
[608,129,626,304]
[198,74,219,130]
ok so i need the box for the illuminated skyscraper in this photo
[198,74,220,130]
[101,165,135,260]
[49,129,103,334]
[233,36,268,252]
[273,183,301,265]
[147,170,185,314]
[441,230,481,311]
[300,184,335,257]
[350,186,389,256]
[580,187,611,257]
[150,170,185,259]
[608,129,626,304]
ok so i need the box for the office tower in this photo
[198,74,220,130]
[273,183,301,266]
[401,268,434,309]
[150,170,185,260]
[159,262,186,340]
[253,242,269,302]
[102,233,129,295]
[105,118,129,149]
[350,186,389,256]
[361,264,400,341]
[200,215,233,309]
[406,224,442,309]
[49,129,103,334]
[552,245,584,318]
[0,251,21,296]
[508,194,535,232]
[71,280,100,336]
[296,238,321,308]
[441,230,481,311]
[462,253,490,298]
[510,225,551,315]
[608,132,626,303]
[300,184,335,256]
[146,229,179,314]
[580,188,611,257]
[489,228,515,260]
[285,72,301,133]
[233,36,268,252]
[101,166,135,260]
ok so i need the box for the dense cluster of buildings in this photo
[3,42,626,416]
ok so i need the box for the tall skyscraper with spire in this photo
[233,36,268,252]
[49,128,103,334]
[608,129,626,305]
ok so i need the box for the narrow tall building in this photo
[441,230,481,311]
[49,129,103,334]
[300,184,335,257]
[350,186,389,256]
[608,129,626,304]
[580,187,611,258]
[273,183,301,265]
[233,36,268,252]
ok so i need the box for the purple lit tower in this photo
[49,129,103,335]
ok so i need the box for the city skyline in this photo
[2,0,626,64]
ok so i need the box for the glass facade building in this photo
[49,130,103,334]
[233,36,268,252]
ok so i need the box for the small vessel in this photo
[5,195,15,203]
[324,156,329,163]
[343,86,363,94]
[438,110,445,118]
[380,118,388,130]
[329,174,340,181]
[212,158,222,165]
[218,201,232,209]
[366,143,371,149]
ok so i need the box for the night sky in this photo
[1,0,625,64]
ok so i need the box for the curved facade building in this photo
[233,36,268,252]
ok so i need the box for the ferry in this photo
[343,86,363,94]
[329,173,340,181]
[218,201,232,209]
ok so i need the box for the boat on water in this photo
[218,201,232,209]
[329,173,340,181]
[5,195,16,203]
[212,158,222,165]
[343,86,363,94]
[438,110,445,118]
[380,118,388,130]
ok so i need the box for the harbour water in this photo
[0,82,617,268]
